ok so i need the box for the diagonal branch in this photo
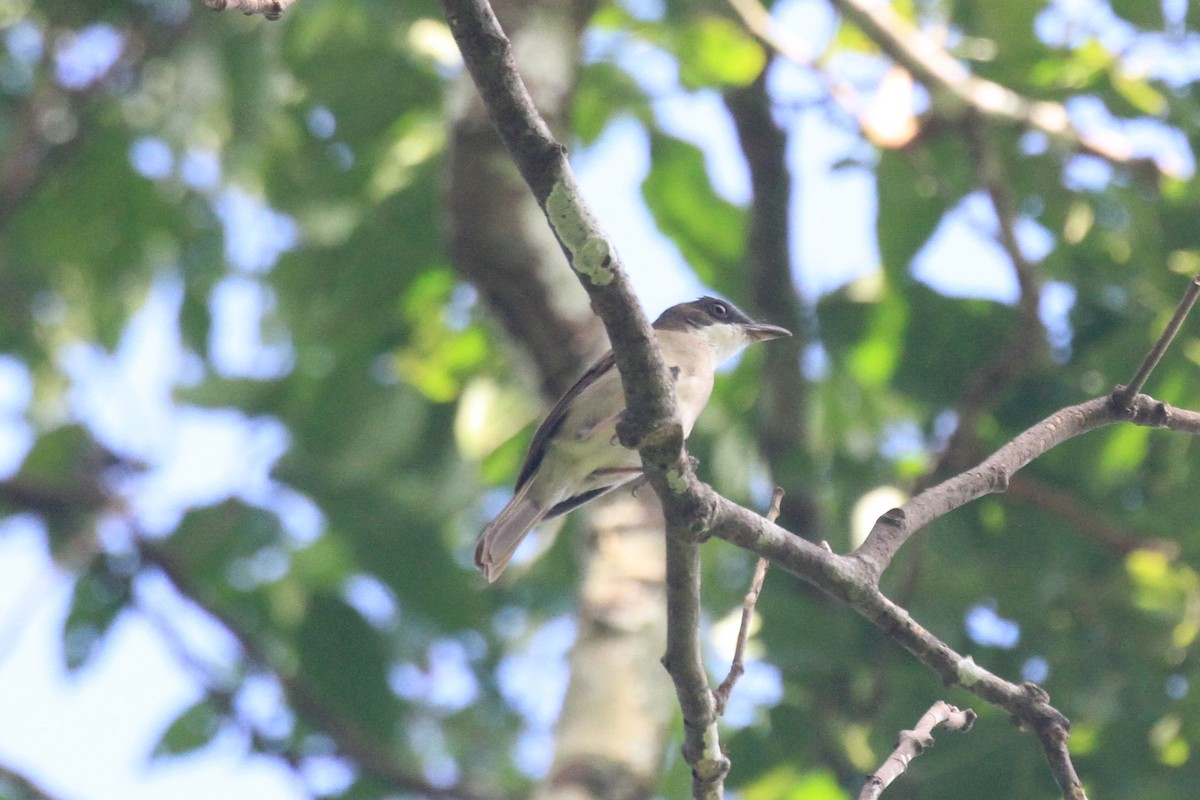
[136,539,501,800]
[695,392,1200,800]
[859,268,1200,576]
[439,0,677,455]
[853,393,1200,580]
[824,0,1166,178]
[1114,273,1200,408]
[201,0,295,20]
[859,700,976,800]
[436,1,1200,797]
[713,489,780,714]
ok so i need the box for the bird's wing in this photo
[515,349,617,490]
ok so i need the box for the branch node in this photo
[1114,272,1200,407]
[858,700,977,800]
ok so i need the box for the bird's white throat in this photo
[698,323,754,364]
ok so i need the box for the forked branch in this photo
[859,700,976,800]
[202,0,295,19]
[438,1,1200,797]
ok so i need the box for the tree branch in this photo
[858,700,976,800]
[662,516,728,798]
[854,393,1200,580]
[713,489,780,715]
[706,492,1087,797]
[201,0,295,20]
[824,0,1167,178]
[1114,273,1200,408]
[444,0,606,400]
[135,539,499,800]
[439,0,677,452]
[437,1,1200,796]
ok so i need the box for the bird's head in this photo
[654,296,791,363]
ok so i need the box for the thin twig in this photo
[1114,273,1200,408]
[852,394,1200,581]
[858,700,976,800]
[713,489,781,714]
[202,0,296,20]
[707,392,1200,800]
[823,0,1168,178]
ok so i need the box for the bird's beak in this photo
[744,323,792,342]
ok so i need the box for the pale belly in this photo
[548,356,714,494]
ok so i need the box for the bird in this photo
[474,296,791,582]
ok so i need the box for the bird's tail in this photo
[474,481,549,583]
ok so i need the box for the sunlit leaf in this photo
[847,290,907,388]
[675,15,766,90]
[742,766,850,800]
[1098,423,1151,481]
[1112,74,1168,115]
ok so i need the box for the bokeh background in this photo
[1,0,1200,798]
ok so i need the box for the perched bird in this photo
[475,296,790,582]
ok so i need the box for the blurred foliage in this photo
[1,0,1200,798]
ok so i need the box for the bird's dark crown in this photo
[654,296,756,331]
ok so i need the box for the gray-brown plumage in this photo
[475,297,790,582]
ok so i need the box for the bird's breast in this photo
[672,368,713,436]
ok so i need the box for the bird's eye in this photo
[711,302,728,317]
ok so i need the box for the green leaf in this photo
[62,559,131,672]
[297,593,397,739]
[1109,0,1164,28]
[642,133,746,293]
[848,288,907,389]
[152,699,224,759]
[1098,423,1151,482]
[875,148,949,278]
[1112,73,1168,115]
[675,15,766,90]
[894,284,1016,403]
[573,62,650,146]
[164,501,287,586]
[10,425,113,556]
[742,766,850,800]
